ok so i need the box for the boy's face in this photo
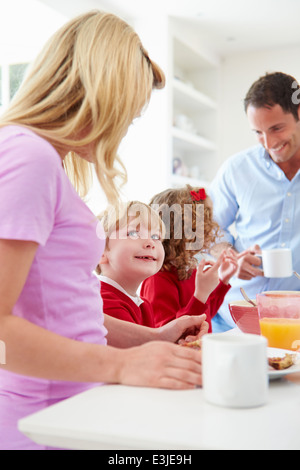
[100,218,165,288]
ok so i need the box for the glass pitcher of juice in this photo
[256,291,300,351]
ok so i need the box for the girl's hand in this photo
[194,253,225,303]
[218,248,239,284]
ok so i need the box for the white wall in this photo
[0,1,67,110]
[86,15,171,214]
[119,15,171,203]
[219,44,300,166]
[0,1,67,63]
[85,84,170,215]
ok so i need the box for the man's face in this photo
[247,104,300,164]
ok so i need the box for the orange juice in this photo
[259,317,300,351]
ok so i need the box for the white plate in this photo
[268,347,300,380]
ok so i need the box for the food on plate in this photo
[181,339,202,350]
[268,353,295,370]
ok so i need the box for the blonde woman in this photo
[0,12,205,450]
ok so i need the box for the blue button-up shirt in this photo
[209,144,300,331]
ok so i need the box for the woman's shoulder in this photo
[0,125,62,174]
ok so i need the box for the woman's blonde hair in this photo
[150,185,220,280]
[0,11,165,203]
[95,200,165,274]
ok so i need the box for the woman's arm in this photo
[0,239,120,383]
[104,314,156,347]
[104,313,208,348]
[0,240,203,389]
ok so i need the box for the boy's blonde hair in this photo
[0,11,165,204]
[96,201,165,274]
[149,185,220,281]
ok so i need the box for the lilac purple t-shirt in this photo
[0,126,107,449]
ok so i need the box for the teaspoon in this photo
[240,287,257,307]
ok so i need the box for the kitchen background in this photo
[1,0,300,213]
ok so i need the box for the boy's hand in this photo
[157,314,209,344]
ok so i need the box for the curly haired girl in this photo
[140,185,238,331]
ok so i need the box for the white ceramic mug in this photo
[202,334,268,408]
[259,248,293,278]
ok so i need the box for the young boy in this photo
[96,200,236,333]
[96,201,165,327]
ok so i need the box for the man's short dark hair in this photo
[244,72,300,120]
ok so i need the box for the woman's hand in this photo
[157,314,209,344]
[115,341,203,389]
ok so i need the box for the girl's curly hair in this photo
[149,185,220,281]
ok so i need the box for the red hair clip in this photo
[190,189,206,201]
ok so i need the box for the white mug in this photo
[260,248,293,278]
[202,334,268,408]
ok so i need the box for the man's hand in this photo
[236,244,263,280]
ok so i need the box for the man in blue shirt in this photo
[209,72,300,332]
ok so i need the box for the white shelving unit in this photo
[173,78,217,111]
[112,16,221,204]
[172,126,217,152]
[170,32,220,189]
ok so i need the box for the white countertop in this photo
[18,373,300,450]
